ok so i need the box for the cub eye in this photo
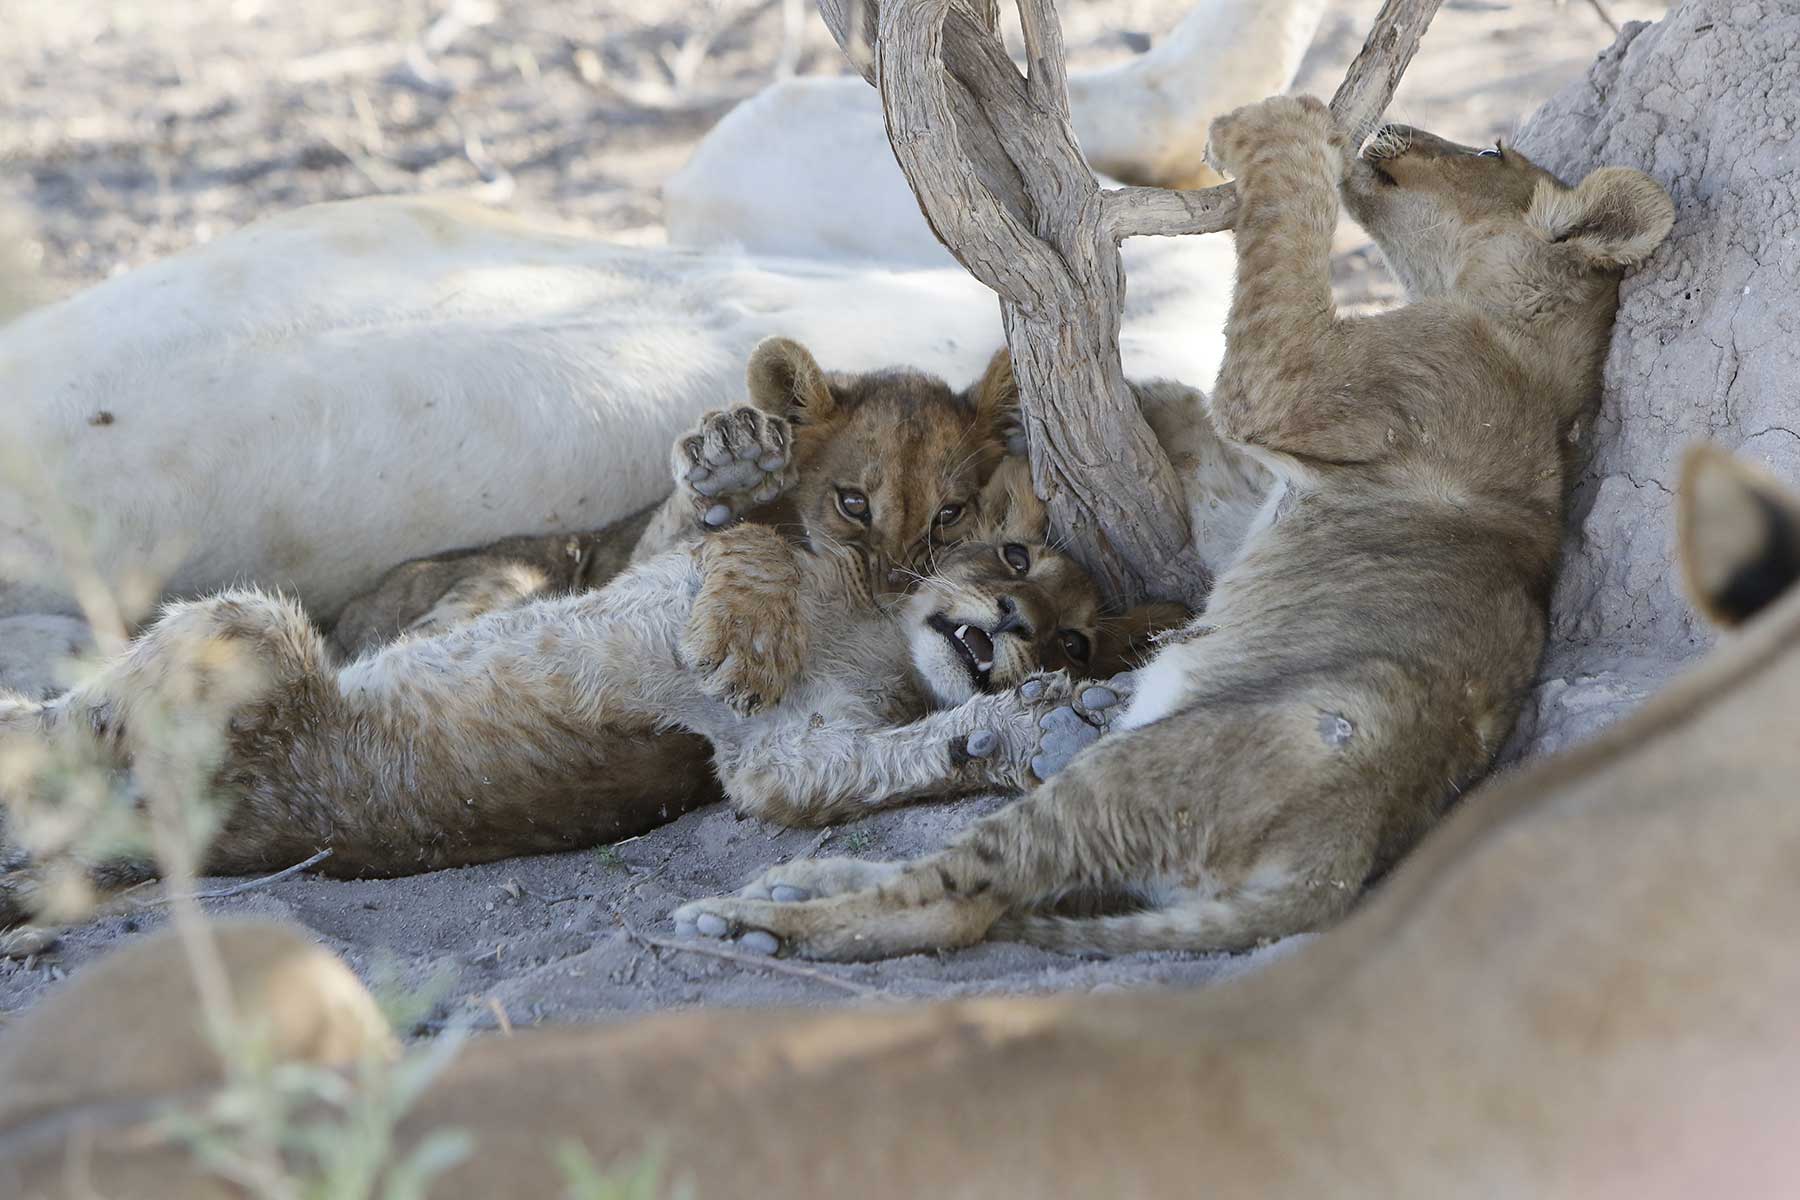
[1058,630,1091,663]
[936,502,965,528]
[1476,145,1503,159]
[1001,543,1031,574]
[836,488,870,523]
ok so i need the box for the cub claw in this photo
[1023,674,1131,783]
[672,405,798,529]
[673,900,787,956]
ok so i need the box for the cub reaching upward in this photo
[332,337,1025,660]
[331,338,1265,666]
[672,98,1675,960]
[329,336,1029,658]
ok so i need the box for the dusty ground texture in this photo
[0,0,1669,1026]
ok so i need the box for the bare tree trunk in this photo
[813,0,1445,608]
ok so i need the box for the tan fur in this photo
[0,919,390,1133]
[681,524,812,715]
[310,338,1031,835]
[717,340,1022,598]
[672,98,1676,960]
[7,449,1800,1197]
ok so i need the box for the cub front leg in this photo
[1207,95,1390,464]
[718,673,1130,826]
[681,524,809,715]
[1008,672,1135,783]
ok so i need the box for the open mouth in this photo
[927,614,995,689]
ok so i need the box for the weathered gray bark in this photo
[1505,0,1800,757]
[813,0,1444,607]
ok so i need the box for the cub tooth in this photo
[954,624,969,640]
[977,661,993,672]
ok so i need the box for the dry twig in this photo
[622,921,883,999]
[137,848,334,907]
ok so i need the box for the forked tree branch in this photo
[1104,0,1446,240]
[815,0,1444,606]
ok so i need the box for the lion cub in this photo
[0,454,1157,918]
[672,97,1675,960]
[329,337,1021,661]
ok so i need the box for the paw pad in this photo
[738,930,780,956]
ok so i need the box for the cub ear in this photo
[1091,601,1191,678]
[976,457,1048,544]
[1527,166,1674,269]
[1678,445,1800,630]
[746,337,836,425]
[968,348,1026,456]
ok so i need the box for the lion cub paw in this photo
[731,855,902,904]
[673,406,797,529]
[1205,94,1346,184]
[963,671,1132,785]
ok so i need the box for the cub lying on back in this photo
[672,99,1676,960]
[0,446,1174,924]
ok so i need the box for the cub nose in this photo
[992,595,1032,639]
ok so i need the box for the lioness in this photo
[672,99,1676,959]
[6,445,1800,1198]
[0,411,1176,923]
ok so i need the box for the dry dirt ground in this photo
[0,0,1663,1027]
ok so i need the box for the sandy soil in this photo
[0,0,1663,1026]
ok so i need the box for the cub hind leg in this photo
[675,702,1382,961]
[34,588,324,769]
[989,884,1334,957]
[0,589,326,926]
